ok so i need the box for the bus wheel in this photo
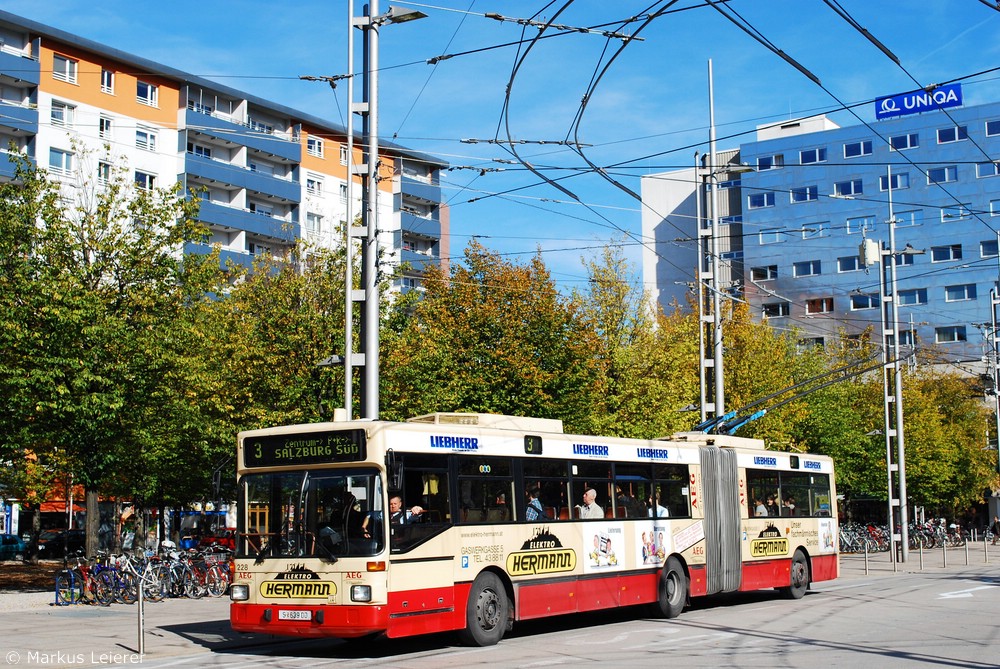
[653,557,687,619]
[780,549,809,599]
[458,572,509,646]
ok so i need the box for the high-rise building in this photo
[642,96,1000,363]
[0,10,448,292]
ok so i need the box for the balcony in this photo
[0,150,33,181]
[185,152,300,203]
[196,200,297,243]
[0,101,37,135]
[0,47,39,86]
[400,248,439,273]
[401,211,440,239]
[184,242,257,272]
[401,175,440,204]
[184,107,300,162]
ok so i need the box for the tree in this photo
[381,241,605,431]
[0,153,223,554]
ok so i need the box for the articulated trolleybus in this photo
[229,413,838,646]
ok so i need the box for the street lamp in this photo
[349,2,427,420]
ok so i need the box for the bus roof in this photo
[406,413,564,433]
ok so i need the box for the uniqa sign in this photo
[875,83,962,120]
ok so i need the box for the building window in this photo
[930,244,962,262]
[898,288,927,305]
[339,184,349,202]
[798,337,825,350]
[889,133,918,150]
[307,137,324,158]
[759,228,784,244]
[879,173,909,190]
[803,222,828,239]
[748,192,775,209]
[843,140,872,158]
[101,68,114,94]
[134,170,156,190]
[944,284,977,302]
[750,265,778,281]
[99,116,112,140]
[249,202,272,217]
[982,239,998,258]
[790,185,818,203]
[893,253,915,267]
[935,326,967,343]
[799,147,827,164]
[992,200,1000,216]
[306,176,323,195]
[306,212,323,233]
[52,54,78,83]
[136,81,158,107]
[187,142,211,158]
[188,100,214,115]
[987,120,1000,137]
[135,128,157,152]
[762,302,790,317]
[941,205,970,222]
[48,148,73,176]
[850,293,879,310]
[977,162,1000,178]
[756,154,784,170]
[838,256,861,272]
[339,145,349,165]
[895,210,920,227]
[805,297,834,314]
[51,100,75,128]
[846,215,875,234]
[97,161,111,185]
[793,260,821,277]
[927,165,957,184]
[833,179,863,197]
[937,125,968,143]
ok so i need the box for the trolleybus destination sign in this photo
[875,83,962,120]
[243,429,366,467]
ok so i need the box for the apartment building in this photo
[0,10,447,292]
[642,95,1000,362]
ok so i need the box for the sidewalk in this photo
[1,543,998,668]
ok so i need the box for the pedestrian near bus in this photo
[991,515,1000,546]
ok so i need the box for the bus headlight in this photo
[230,584,250,601]
[351,585,372,602]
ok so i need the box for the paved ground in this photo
[0,544,997,668]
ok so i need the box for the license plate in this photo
[278,610,312,621]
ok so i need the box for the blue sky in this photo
[7,1,1000,291]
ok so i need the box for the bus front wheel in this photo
[652,556,687,619]
[458,572,509,646]
[780,549,810,599]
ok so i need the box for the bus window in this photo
[571,461,612,519]
[613,464,652,517]
[746,469,780,518]
[523,459,569,521]
[458,457,514,523]
[387,454,452,552]
[654,463,690,518]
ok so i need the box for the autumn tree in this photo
[381,241,605,431]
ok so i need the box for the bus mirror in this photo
[386,450,402,489]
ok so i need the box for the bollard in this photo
[137,572,144,655]
[965,537,969,566]
[942,538,947,568]
[864,540,869,575]
[919,540,923,570]
[987,535,990,565]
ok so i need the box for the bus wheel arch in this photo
[457,568,513,646]
[779,547,810,599]
[652,555,688,619]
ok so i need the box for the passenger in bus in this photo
[754,498,768,517]
[782,496,796,516]
[577,489,604,519]
[765,495,780,517]
[524,488,547,521]
[647,495,669,518]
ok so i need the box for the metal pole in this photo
[694,152,708,423]
[877,250,897,570]
[707,59,724,418]
[361,0,381,420]
[887,165,909,561]
[344,0,355,419]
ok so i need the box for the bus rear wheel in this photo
[780,549,810,599]
[652,556,687,619]
[458,572,509,647]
